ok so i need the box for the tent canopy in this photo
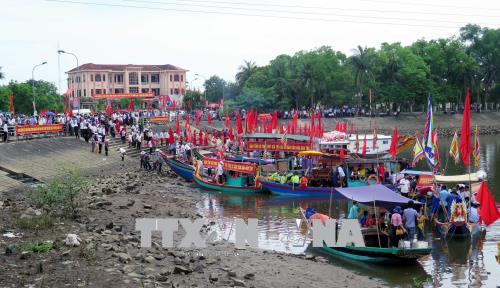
[434,173,481,183]
[336,184,421,208]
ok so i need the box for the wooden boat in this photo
[298,185,432,264]
[317,244,432,264]
[193,158,262,193]
[194,173,262,193]
[260,180,339,197]
[166,157,195,181]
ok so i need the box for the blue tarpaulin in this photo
[336,184,422,208]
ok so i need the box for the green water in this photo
[195,135,500,288]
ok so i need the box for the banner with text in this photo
[92,93,154,100]
[16,124,64,135]
[147,116,170,123]
[202,158,257,174]
[246,141,311,152]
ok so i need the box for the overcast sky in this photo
[1,0,499,92]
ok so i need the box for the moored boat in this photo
[166,157,195,181]
[193,157,262,193]
[260,180,339,197]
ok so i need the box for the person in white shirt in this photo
[399,176,411,196]
[3,122,8,142]
[337,166,346,187]
[216,161,224,184]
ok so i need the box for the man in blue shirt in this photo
[347,201,359,219]
[403,200,420,240]
[468,203,480,224]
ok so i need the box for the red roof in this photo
[67,63,186,73]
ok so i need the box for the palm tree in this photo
[350,46,375,101]
[236,60,257,88]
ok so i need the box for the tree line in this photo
[186,24,500,113]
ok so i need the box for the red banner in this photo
[92,93,154,100]
[148,116,169,123]
[246,141,310,152]
[16,124,64,135]
[202,158,257,174]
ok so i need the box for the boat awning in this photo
[399,169,434,176]
[336,184,421,207]
[434,173,481,183]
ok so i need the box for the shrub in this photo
[30,169,89,218]
[23,241,53,253]
[17,215,55,230]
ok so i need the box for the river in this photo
[195,135,500,288]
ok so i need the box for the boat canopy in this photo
[399,169,434,176]
[336,184,421,207]
[434,173,483,183]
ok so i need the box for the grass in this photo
[17,215,56,230]
[23,241,54,253]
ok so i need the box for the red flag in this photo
[225,112,230,128]
[476,181,500,226]
[207,111,212,125]
[175,118,180,135]
[291,112,298,134]
[280,124,284,134]
[106,102,113,116]
[272,111,278,132]
[168,128,175,144]
[362,134,367,156]
[228,128,234,141]
[64,95,69,114]
[339,147,345,163]
[389,127,398,157]
[192,130,197,145]
[198,131,203,144]
[460,88,471,166]
[8,93,14,113]
[203,134,209,146]
[195,110,201,126]
[236,113,243,135]
[127,98,133,112]
[309,114,315,143]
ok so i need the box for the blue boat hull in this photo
[260,180,340,197]
[166,158,194,181]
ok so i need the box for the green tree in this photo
[183,89,204,110]
[203,75,226,103]
[0,66,4,80]
[236,60,258,89]
[349,46,377,104]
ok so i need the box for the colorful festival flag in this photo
[423,94,438,168]
[449,130,460,164]
[361,134,367,156]
[473,125,480,168]
[412,134,425,165]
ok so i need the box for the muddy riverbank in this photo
[0,141,381,288]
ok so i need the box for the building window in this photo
[83,75,86,82]
[84,89,86,97]
[77,90,81,97]
[141,74,149,84]
[141,88,150,93]
[114,74,124,83]
[95,89,102,95]
[72,90,75,97]
[95,74,101,82]
[129,72,138,85]
[152,88,160,96]
[181,75,184,82]
[151,74,160,83]
[91,89,94,96]
[170,88,173,94]
[174,74,180,81]
[90,74,94,82]
[174,88,179,94]
[170,75,173,82]
[115,88,124,94]
[129,87,139,93]
[103,74,106,82]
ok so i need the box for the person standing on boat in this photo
[377,164,385,183]
[291,171,300,186]
[347,201,359,219]
[337,166,346,187]
[390,206,404,247]
[300,172,308,187]
[216,161,224,184]
[467,202,480,224]
[403,200,420,241]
